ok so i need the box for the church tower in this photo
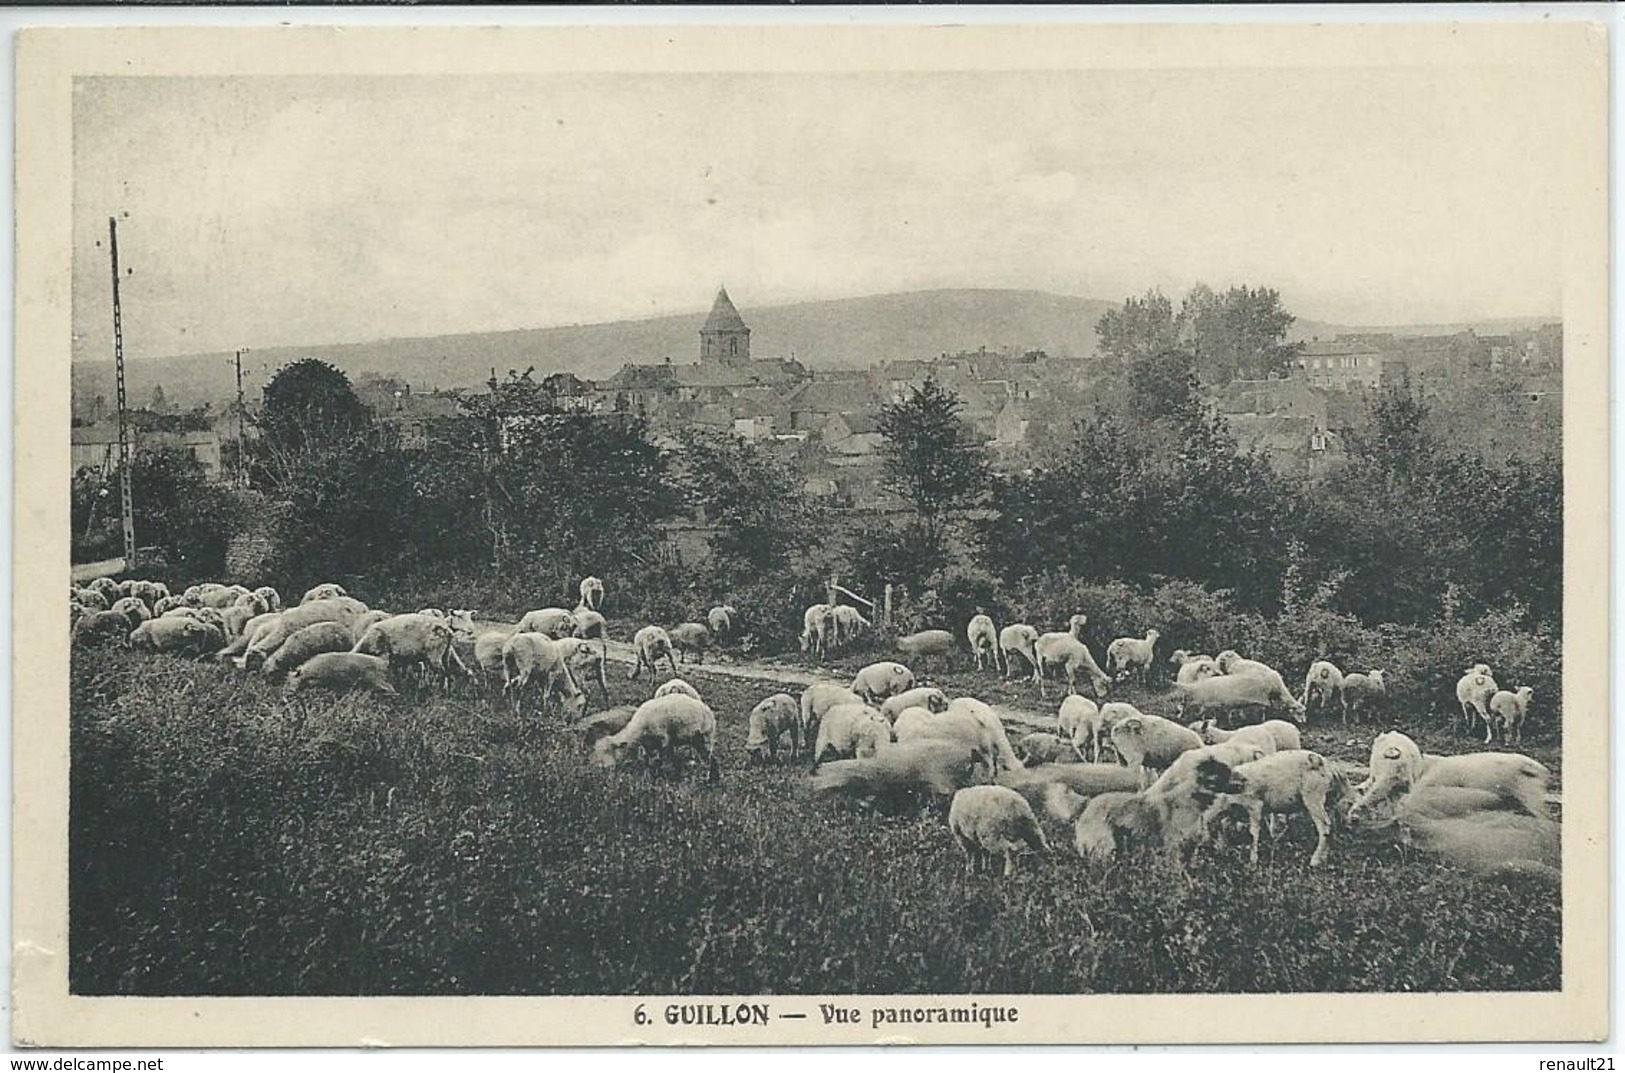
[700,287,751,367]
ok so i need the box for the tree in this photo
[877,380,990,537]
[1180,284,1301,382]
[148,384,171,414]
[1095,290,1180,369]
[668,427,826,581]
[251,359,372,492]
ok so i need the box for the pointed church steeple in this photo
[700,286,751,367]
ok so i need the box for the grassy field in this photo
[70,646,1560,996]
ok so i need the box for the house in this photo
[821,412,884,456]
[71,424,227,481]
[1293,337,1387,390]
[378,391,466,448]
[777,379,882,433]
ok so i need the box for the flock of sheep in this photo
[69,576,1557,885]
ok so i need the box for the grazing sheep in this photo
[996,763,1141,822]
[353,612,470,688]
[896,629,955,665]
[562,639,611,709]
[1489,686,1535,745]
[1109,711,1205,789]
[653,678,702,701]
[241,600,367,671]
[1189,718,1301,754]
[966,614,1000,673]
[893,707,1002,776]
[944,697,1024,775]
[1301,660,1346,722]
[216,611,281,661]
[812,740,989,811]
[577,705,638,753]
[74,588,111,612]
[1456,669,1500,742]
[74,610,135,647]
[1106,629,1161,685]
[88,577,121,602]
[516,607,579,640]
[467,627,517,690]
[810,702,894,769]
[592,694,719,782]
[579,576,605,613]
[667,622,713,665]
[349,609,391,645]
[799,683,865,760]
[1341,669,1387,722]
[261,622,357,679]
[829,605,871,649]
[706,604,738,638]
[128,615,217,656]
[1204,750,1343,867]
[1014,732,1069,766]
[299,583,349,605]
[1168,649,1220,685]
[1174,672,1306,726]
[109,596,152,629]
[284,652,398,696]
[1073,753,1246,862]
[949,785,1050,876]
[572,605,608,640]
[501,633,586,721]
[998,624,1041,680]
[1033,615,1111,700]
[879,686,950,722]
[253,586,283,612]
[850,661,916,706]
[799,603,836,662]
[1214,650,1298,699]
[1058,695,1103,762]
[745,693,799,763]
[629,625,679,681]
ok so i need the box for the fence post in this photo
[883,582,893,629]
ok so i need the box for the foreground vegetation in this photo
[72,650,1560,996]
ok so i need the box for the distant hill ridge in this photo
[70,287,1557,411]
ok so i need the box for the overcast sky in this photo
[72,66,1570,361]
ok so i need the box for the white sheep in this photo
[1073,752,1246,862]
[1348,734,1551,828]
[629,625,679,681]
[1056,695,1102,761]
[1301,660,1346,722]
[850,661,916,706]
[1189,718,1301,754]
[1175,671,1306,725]
[299,583,349,605]
[561,639,611,709]
[1202,749,1343,867]
[579,576,605,612]
[240,600,366,671]
[667,622,713,665]
[71,610,129,647]
[799,683,865,759]
[109,596,152,629]
[1168,649,1220,685]
[73,588,110,612]
[892,707,1001,776]
[1033,615,1111,700]
[896,629,955,665]
[1341,669,1387,722]
[1105,628,1161,685]
[706,604,738,638]
[948,785,1050,876]
[128,616,217,656]
[811,740,989,810]
[1109,710,1205,789]
[347,610,390,645]
[944,697,1024,775]
[810,702,894,769]
[469,627,517,691]
[591,694,719,782]
[1489,686,1534,745]
[261,622,356,679]
[799,603,836,662]
[653,677,702,701]
[966,614,1000,673]
[572,605,608,640]
[1014,732,1069,766]
[995,763,1141,822]
[253,586,283,613]
[1351,782,1560,875]
[879,686,949,721]
[516,607,579,640]
[353,612,470,689]
[502,633,586,721]
[1456,669,1500,742]
[284,652,398,697]
[998,624,1041,681]
[829,604,871,649]
[745,693,799,763]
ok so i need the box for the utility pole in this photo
[108,215,136,566]
[233,348,248,487]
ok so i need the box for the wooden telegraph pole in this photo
[108,216,136,566]
[233,348,248,487]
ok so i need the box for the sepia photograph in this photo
[13,18,1610,1047]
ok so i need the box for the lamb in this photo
[810,702,894,769]
[629,625,679,681]
[128,615,218,656]
[109,596,152,629]
[1189,718,1301,754]
[1033,615,1111,700]
[353,612,470,688]
[944,697,1024,775]
[284,652,398,696]
[667,622,713,665]
[259,622,358,679]
[966,614,1000,673]
[1489,686,1535,746]
[1340,669,1387,722]
[1169,650,1220,684]
[572,606,608,640]
[1203,750,1343,867]
[745,693,800,763]
[879,686,949,722]
[896,629,955,665]
[1073,752,1247,862]
[998,624,1040,680]
[1105,629,1161,685]
[1057,695,1104,762]
[1301,660,1346,722]
[591,694,719,782]
[799,683,865,760]
[1109,710,1205,789]
[501,632,586,721]
[948,785,1050,876]
[1174,671,1306,725]
[1456,668,1500,742]
[579,575,605,612]
[300,583,349,605]
[706,604,738,638]
[829,605,871,649]
[562,639,611,708]
[799,603,836,662]
[1014,732,1070,766]
[849,662,916,706]
[516,607,579,640]
[653,678,702,701]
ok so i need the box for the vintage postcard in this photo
[13,20,1610,1046]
